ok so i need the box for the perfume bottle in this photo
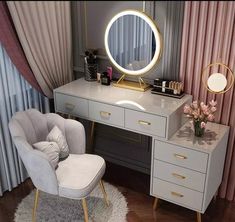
[101,72,110,85]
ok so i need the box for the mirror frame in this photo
[104,10,162,76]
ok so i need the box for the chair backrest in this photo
[9,109,58,195]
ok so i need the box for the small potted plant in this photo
[183,100,217,137]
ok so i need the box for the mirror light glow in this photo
[207,73,227,92]
[116,100,145,111]
[105,10,162,76]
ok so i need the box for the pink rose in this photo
[200,122,206,128]
[184,105,191,114]
[201,105,208,111]
[211,106,217,112]
[200,102,205,107]
[207,114,215,121]
[209,100,217,107]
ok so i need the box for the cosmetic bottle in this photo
[101,72,110,86]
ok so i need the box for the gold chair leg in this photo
[82,198,89,222]
[90,121,95,153]
[32,189,39,222]
[99,180,109,206]
[153,197,159,210]
[197,212,202,222]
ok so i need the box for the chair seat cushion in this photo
[56,154,105,199]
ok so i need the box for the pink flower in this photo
[184,105,191,114]
[207,114,215,121]
[201,105,208,111]
[200,102,205,107]
[211,106,217,112]
[209,100,217,107]
[200,122,206,128]
[192,101,198,109]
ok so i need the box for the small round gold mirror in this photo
[104,10,162,91]
[202,62,234,94]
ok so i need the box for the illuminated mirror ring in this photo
[202,62,234,94]
[104,10,162,76]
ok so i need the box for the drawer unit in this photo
[154,140,208,173]
[125,109,166,138]
[89,101,124,127]
[55,93,88,118]
[153,160,206,192]
[152,178,203,211]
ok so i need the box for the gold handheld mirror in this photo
[104,10,162,91]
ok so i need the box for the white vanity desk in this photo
[54,78,229,222]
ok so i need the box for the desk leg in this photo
[153,197,159,210]
[196,212,202,222]
[90,121,95,153]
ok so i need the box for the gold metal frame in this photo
[202,62,234,94]
[105,9,163,92]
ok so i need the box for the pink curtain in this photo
[0,1,43,94]
[180,1,235,201]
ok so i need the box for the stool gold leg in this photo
[153,197,159,210]
[82,198,89,222]
[32,189,39,222]
[99,180,109,206]
[197,212,202,222]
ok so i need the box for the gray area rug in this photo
[15,182,128,222]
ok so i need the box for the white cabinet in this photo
[151,121,229,215]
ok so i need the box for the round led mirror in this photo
[104,10,162,91]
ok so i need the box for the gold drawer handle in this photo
[174,153,187,160]
[138,120,151,125]
[65,103,75,110]
[100,111,111,117]
[171,191,184,198]
[172,173,186,180]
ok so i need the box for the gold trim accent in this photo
[172,173,186,179]
[138,120,151,125]
[82,198,89,222]
[100,111,111,117]
[99,180,109,206]
[90,121,95,153]
[171,191,184,198]
[174,153,187,160]
[202,62,234,94]
[113,79,151,92]
[197,212,202,222]
[153,197,159,210]
[32,189,39,222]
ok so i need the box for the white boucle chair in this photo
[8,109,108,222]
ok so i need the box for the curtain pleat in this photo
[7,1,72,98]
[0,1,43,94]
[180,1,235,201]
[0,43,50,196]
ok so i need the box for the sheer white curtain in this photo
[108,15,153,70]
[0,43,50,196]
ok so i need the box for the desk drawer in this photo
[125,109,166,137]
[89,101,124,127]
[55,93,88,118]
[153,160,206,192]
[154,140,208,173]
[152,178,203,211]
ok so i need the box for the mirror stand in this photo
[113,74,151,92]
